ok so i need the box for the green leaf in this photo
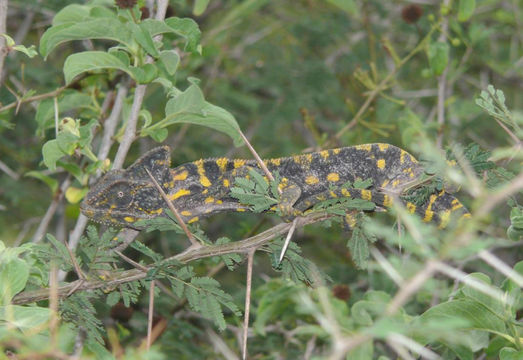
[12,44,38,58]
[132,22,159,57]
[164,17,202,53]
[193,0,210,16]
[25,171,58,193]
[419,299,507,336]
[500,347,523,360]
[327,0,359,16]
[51,4,91,25]
[145,84,244,146]
[63,51,135,84]
[40,18,132,58]
[42,139,65,171]
[65,186,88,204]
[428,41,449,76]
[159,50,180,75]
[35,91,93,134]
[0,305,51,331]
[0,257,29,305]
[458,0,475,22]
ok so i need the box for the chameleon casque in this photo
[80,143,470,229]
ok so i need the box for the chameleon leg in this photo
[278,180,302,222]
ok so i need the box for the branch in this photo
[12,211,334,305]
[0,0,8,83]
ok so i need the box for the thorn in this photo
[279,218,298,264]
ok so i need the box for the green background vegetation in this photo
[0,0,521,359]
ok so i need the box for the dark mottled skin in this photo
[80,144,470,229]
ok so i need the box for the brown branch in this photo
[12,211,334,305]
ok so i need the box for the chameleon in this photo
[80,143,470,230]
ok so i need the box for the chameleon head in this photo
[80,176,166,228]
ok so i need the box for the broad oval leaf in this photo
[40,18,132,58]
[145,84,243,146]
[63,51,133,84]
[458,0,476,22]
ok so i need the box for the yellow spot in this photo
[377,159,386,169]
[381,179,390,188]
[163,181,174,188]
[422,194,438,222]
[333,148,341,154]
[356,144,372,152]
[149,208,163,215]
[461,213,472,219]
[451,199,463,211]
[181,210,192,216]
[305,175,319,185]
[216,200,223,204]
[195,160,211,187]
[188,217,199,224]
[278,177,289,190]
[327,173,340,182]
[316,195,326,201]
[378,143,389,151]
[216,158,228,172]
[110,204,116,209]
[223,179,230,187]
[392,180,400,188]
[383,194,393,207]
[423,210,434,222]
[329,190,338,198]
[319,150,330,161]
[406,202,416,213]
[236,208,246,212]
[438,210,451,229]
[169,189,191,200]
[234,159,246,168]
[341,188,352,197]
[400,150,407,164]
[205,197,215,203]
[447,159,457,167]
[361,189,372,201]
[270,158,281,166]
[173,170,188,181]
[409,172,415,178]
[202,189,208,194]
[124,216,135,223]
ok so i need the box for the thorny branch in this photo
[12,211,334,305]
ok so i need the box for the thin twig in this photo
[478,250,523,287]
[238,130,279,193]
[242,250,255,360]
[145,168,198,246]
[333,25,437,143]
[0,78,83,114]
[0,159,19,180]
[31,176,72,243]
[147,280,155,351]
[279,217,298,263]
[13,211,334,304]
[435,0,451,149]
[0,0,8,82]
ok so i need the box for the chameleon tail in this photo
[407,190,471,228]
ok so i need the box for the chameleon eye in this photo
[117,191,124,198]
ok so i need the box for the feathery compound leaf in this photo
[230,169,278,212]
[185,277,241,330]
[347,213,377,269]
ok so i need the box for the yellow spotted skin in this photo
[81,143,469,229]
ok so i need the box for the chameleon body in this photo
[80,143,470,229]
